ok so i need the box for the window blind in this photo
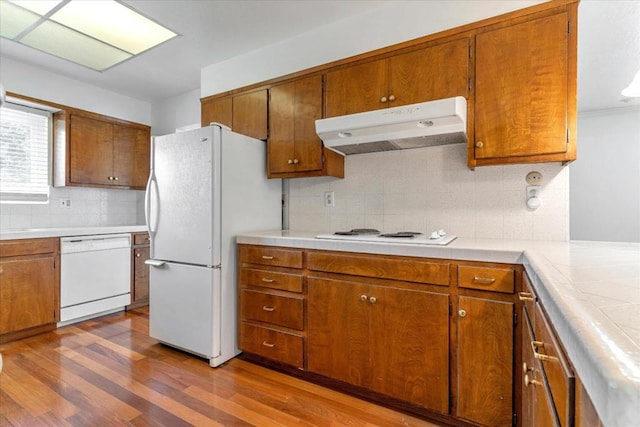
[0,102,51,203]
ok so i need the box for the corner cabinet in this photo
[53,110,151,189]
[471,6,577,167]
[268,75,344,179]
[0,238,59,344]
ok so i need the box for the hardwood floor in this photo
[0,308,442,426]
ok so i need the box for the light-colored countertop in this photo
[0,225,148,240]
[237,230,640,427]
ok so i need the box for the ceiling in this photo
[1,0,639,112]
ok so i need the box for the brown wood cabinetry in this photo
[238,245,305,369]
[0,238,59,343]
[201,97,232,129]
[200,90,267,141]
[128,232,150,309]
[472,8,577,167]
[324,38,470,117]
[268,75,343,178]
[53,110,150,189]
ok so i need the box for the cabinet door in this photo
[0,256,56,334]
[113,124,150,189]
[456,296,514,426]
[325,58,388,117]
[370,286,450,413]
[389,39,469,106]
[269,75,323,174]
[201,97,232,128]
[475,12,569,159]
[133,246,150,304]
[233,90,268,140]
[69,115,113,186]
[307,277,370,388]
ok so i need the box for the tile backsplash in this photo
[288,144,569,241]
[0,187,142,230]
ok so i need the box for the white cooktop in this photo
[315,233,457,246]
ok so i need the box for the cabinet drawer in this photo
[534,304,575,427]
[239,246,303,268]
[239,322,303,368]
[239,268,303,293]
[307,251,450,286]
[241,289,303,330]
[133,232,150,246]
[0,238,56,258]
[458,265,515,293]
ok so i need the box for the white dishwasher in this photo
[60,234,131,325]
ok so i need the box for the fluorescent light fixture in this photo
[0,0,179,71]
[621,69,640,98]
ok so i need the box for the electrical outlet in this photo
[526,171,543,185]
[324,191,335,207]
[60,199,72,208]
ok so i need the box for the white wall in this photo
[150,88,201,136]
[289,145,569,240]
[0,57,151,230]
[201,0,545,97]
[570,107,640,242]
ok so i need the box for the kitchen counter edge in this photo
[0,225,148,240]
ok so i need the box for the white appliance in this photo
[316,229,456,246]
[60,234,131,324]
[144,124,281,367]
[315,96,467,155]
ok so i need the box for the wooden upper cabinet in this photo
[473,10,575,165]
[269,75,324,176]
[56,111,150,190]
[201,96,232,128]
[233,90,268,140]
[325,38,469,117]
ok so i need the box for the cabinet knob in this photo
[288,159,293,164]
[369,296,377,304]
[262,341,275,348]
[458,309,467,317]
[388,95,396,102]
[475,141,484,148]
[136,253,141,257]
[293,159,299,164]
[523,362,533,373]
[380,96,387,103]
[360,294,368,302]
[262,306,276,312]
[524,374,542,387]
[114,176,118,181]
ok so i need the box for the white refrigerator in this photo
[144,124,281,367]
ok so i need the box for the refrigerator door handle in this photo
[145,171,159,238]
[145,259,165,267]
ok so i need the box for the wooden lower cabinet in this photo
[0,238,59,343]
[307,276,450,412]
[128,232,150,309]
[456,296,514,426]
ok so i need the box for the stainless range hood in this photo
[316,96,467,155]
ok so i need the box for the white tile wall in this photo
[0,187,143,230]
[288,144,570,240]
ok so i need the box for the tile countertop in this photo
[0,225,148,240]
[236,230,640,427]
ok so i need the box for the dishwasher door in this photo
[60,234,131,324]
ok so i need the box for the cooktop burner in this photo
[334,228,380,235]
[379,232,422,238]
[317,229,456,246]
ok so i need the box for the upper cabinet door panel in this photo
[475,12,569,159]
[389,38,469,106]
[233,90,268,140]
[324,58,388,117]
[113,124,150,189]
[69,115,113,185]
[268,81,296,174]
[201,97,232,129]
[292,75,323,172]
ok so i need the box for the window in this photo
[0,101,52,203]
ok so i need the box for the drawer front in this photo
[239,246,303,268]
[240,268,303,293]
[307,251,450,286]
[241,289,303,330]
[534,304,575,427]
[458,265,515,293]
[133,232,150,246]
[0,238,56,258]
[240,322,303,368]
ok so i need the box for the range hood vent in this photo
[316,96,467,155]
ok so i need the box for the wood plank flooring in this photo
[0,308,442,426]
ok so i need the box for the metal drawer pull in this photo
[518,292,534,301]
[531,340,559,362]
[360,294,368,302]
[369,296,377,304]
[524,374,542,387]
[261,255,274,260]
[261,278,275,283]
[262,341,275,348]
[473,276,496,285]
[262,306,276,312]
